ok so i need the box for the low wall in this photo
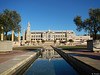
[87,40,100,51]
[51,46,100,75]
[13,41,20,47]
[1,48,45,75]
[0,41,12,52]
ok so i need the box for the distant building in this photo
[25,22,91,42]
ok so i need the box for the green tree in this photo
[69,39,74,42]
[59,40,62,45]
[74,8,100,40]
[0,9,21,40]
[0,33,1,39]
[6,34,12,40]
[32,41,35,45]
[54,40,56,44]
[0,13,4,33]
[41,40,45,44]
[25,41,30,45]
[37,40,40,45]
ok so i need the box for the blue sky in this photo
[0,0,100,36]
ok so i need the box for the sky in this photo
[0,0,100,36]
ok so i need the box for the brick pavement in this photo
[0,50,36,74]
[0,50,29,63]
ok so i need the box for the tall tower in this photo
[26,21,31,41]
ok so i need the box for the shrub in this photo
[54,40,56,44]
[69,39,74,42]
[42,40,45,44]
[37,40,40,44]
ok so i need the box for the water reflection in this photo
[25,49,78,75]
[40,49,60,62]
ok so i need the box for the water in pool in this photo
[25,49,78,75]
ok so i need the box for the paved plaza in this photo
[0,50,38,74]
[62,49,100,71]
[0,46,100,74]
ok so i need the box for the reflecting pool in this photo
[25,49,78,75]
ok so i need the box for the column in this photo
[23,29,25,44]
[1,26,3,41]
[18,26,21,44]
[18,30,20,44]
[12,30,14,41]
[29,31,31,43]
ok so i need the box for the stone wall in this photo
[87,40,93,51]
[87,40,100,51]
[0,41,12,52]
[13,41,20,47]
[51,46,100,75]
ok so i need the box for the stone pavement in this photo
[0,50,38,74]
[61,49,100,71]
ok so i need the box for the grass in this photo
[13,46,42,50]
[57,46,87,50]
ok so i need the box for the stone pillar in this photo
[18,30,20,44]
[12,30,14,41]
[23,29,25,44]
[18,26,21,44]
[26,21,31,41]
[29,31,31,43]
[1,26,3,41]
